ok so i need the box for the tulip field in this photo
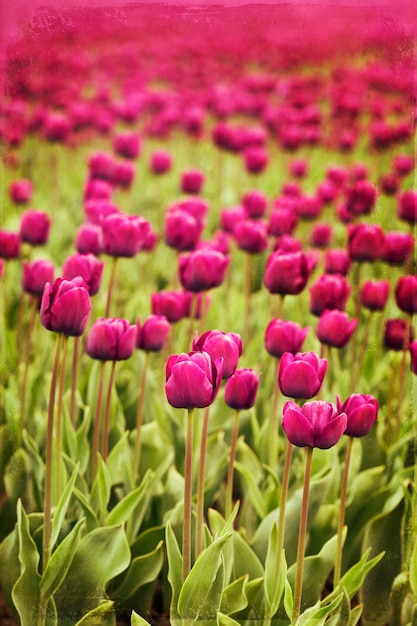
[0,2,416,625]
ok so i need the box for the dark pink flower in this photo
[409,341,417,375]
[62,253,104,296]
[220,206,246,234]
[86,318,136,361]
[165,351,223,409]
[267,206,299,237]
[309,274,351,316]
[0,230,21,259]
[243,146,269,174]
[136,315,170,352]
[384,318,413,351]
[193,330,242,379]
[242,190,268,219]
[265,319,309,358]
[382,231,414,266]
[164,209,203,252]
[282,400,347,449]
[113,132,141,160]
[150,150,172,175]
[181,169,204,195]
[224,368,260,410]
[179,249,229,292]
[360,280,390,311]
[264,250,310,296]
[22,259,55,297]
[347,223,386,262]
[336,394,378,437]
[310,224,332,248]
[88,151,116,181]
[233,219,269,254]
[101,213,150,258]
[397,190,416,225]
[20,210,50,246]
[395,275,417,314]
[324,248,351,276]
[75,223,103,255]
[278,351,327,399]
[40,277,91,336]
[316,310,357,348]
[151,290,189,323]
[9,179,33,204]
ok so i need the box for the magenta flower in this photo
[243,146,269,174]
[150,149,172,175]
[75,223,103,255]
[88,151,116,181]
[360,280,390,311]
[151,290,189,323]
[384,318,413,351]
[20,210,51,246]
[101,213,150,258]
[165,351,224,409]
[348,223,386,262]
[84,200,119,225]
[136,315,170,352]
[393,154,414,177]
[233,219,269,254]
[345,180,377,216]
[179,249,230,292]
[382,231,414,266]
[220,206,246,234]
[242,190,268,219]
[317,310,357,348]
[181,169,204,195]
[409,341,417,375]
[84,178,113,202]
[265,319,309,358]
[9,179,33,204]
[310,224,332,249]
[40,277,91,336]
[22,259,55,297]
[309,274,351,316]
[193,329,242,379]
[267,206,299,237]
[397,190,416,225]
[282,400,347,449]
[0,230,21,259]
[164,209,203,252]
[278,352,327,399]
[395,275,417,315]
[113,132,141,160]
[336,394,378,437]
[324,248,352,276]
[224,368,260,410]
[86,318,136,361]
[62,252,104,296]
[264,250,310,296]
[112,160,135,189]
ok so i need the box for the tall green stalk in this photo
[334,436,354,586]
[225,409,241,520]
[133,350,150,481]
[183,408,195,582]
[196,405,210,558]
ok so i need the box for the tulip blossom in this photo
[165,351,223,409]
[324,248,351,276]
[264,250,310,296]
[382,231,414,266]
[265,318,309,358]
[282,400,347,449]
[394,275,417,314]
[88,151,116,180]
[397,190,416,225]
[224,368,260,410]
[347,223,386,262]
[309,273,351,316]
[9,179,33,204]
[151,290,189,323]
[40,277,91,336]
[101,212,150,258]
[112,160,135,189]
[136,315,170,352]
[233,219,269,254]
[84,178,113,202]
[75,223,103,255]
[181,169,204,195]
[267,206,299,237]
[409,341,417,375]
[86,318,136,361]
[337,393,378,437]
[243,146,269,174]
[179,249,229,292]
[360,280,390,311]
[84,199,119,225]
[0,230,21,259]
[242,190,268,219]
[393,154,414,177]
[317,310,357,348]
[150,149,172,174]
[193,329,242,379]
[62,252,104,296]
[22,259,55,297]
[345,180,377,216]
[164,209,203,251]
[384,318,413,351]
[220,206,246,234]
[278,351,327,399]
[113,131,141,160]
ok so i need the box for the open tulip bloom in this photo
[282,400,347,449]
[165,351,224,409]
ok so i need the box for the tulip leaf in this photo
[218,612,243,626]
[105,469,154,527]
[264,522,286,617]
[131,611,153,626]
[90,454,112,522]
[296,593,343,626]
[73,600,116,625]
[165,523,183,619]
[40,518,85,602]
[233,530,265,580]
[72,486,99,531]
[178,532,232,619]
[113,540,164,601]
[50,463,79,550]
[12,500,42,626]
[220,574,249,615]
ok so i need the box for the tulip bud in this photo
[336,394,378,437]
[264,250,310,296]
[101,213,150,258]
[278,351,327,399]
[282,400,347,449]
[243,146,269,174]
[193,330,242,379]
[348,223,386,262]
[360,280,390,311]
[397,190,416,225]
[151,290,189,323]
[22,259,55,297]
[409,341,417,375]
[0,230,21,259]
[179,249,229,292]
[181,169,204,195]
[9,179,33,204]
[224,368,260,410]
[382,231,414,266]
[265,319,309,358]
[233,219,269,254]
[316,310,357,348]
[164,209,203,252]
[62,252,104,296]
[309,274,351,316]
[242,190,268,219]
[395,275,417,315]
[40,277,91,336]
[324,248,351,276]
[165,351,224,409]
[384,318,413,351]
[136,315,170,352]
[150,149,172,175]
[75,223,103,255]
[86,318,136,361]
[113,132,141,160]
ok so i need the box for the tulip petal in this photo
[282,406,315,447]
[165,360,213,408]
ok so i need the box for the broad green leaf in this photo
[106,469,154,527]
[233,531,264,580]
[40,518,85,602]
[113,540,164,601]
[12,500,42,626]
[218,612,243,626]
[90,455,111,523]
[131,611,152,626]
[349,604,363,626]
[296,593,343,626]
[333,548,384,600]
[264,522,286,617]
[220,575,249,615]
[234,459,267,519]
[73,600,115,625]
[165,523,183,619]
[72,486,99,531]
[50,463,79,549]
[178,532,232,620]
[283,577,294,620]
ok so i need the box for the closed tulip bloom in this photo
[165,351,224,409]
[336,393,378,437]
[380,173,399,196]
[40,276,91,336]
[397,190,416,225]
[151,290,189,323]
[324,248,351,276]
[101,213,150,258]
[242,190,268,219]
[317,310,358,348]
[136,315,170,352]
[267,206,299,237]
[193,330,242,379]
[86,318,136,361]
[84,178,113,202]
[62,252,104,296]
[382,231,414,266]
[233,219,269,254]
[384,318,413,351]
[0,230,21,259]
[309,274,351,316]
[75,223,103,255]
[310,223,332,248]
[22,259,55,296]
[265,319,309,358]
[112,160,135,189]
[220,206,246,234]
[150,149,172,175]
[361,280,390,311]
[295,194,323,220]
[282,400,347,449]
[289,158,308,178]
[395,275,417,314]
[9,179,33,204]
[175,198,209,225]
[278,351,327,399]
[181,169,205,195]
[243,146,269,174]
[224,368,260,410]
[409,341,417,375]
[19,210,51,246]
[88,151,116,180]
[393,154,414,177]
[179,249,230,292]
[264,250,310,296]
[164,209,203,251]
[113,132,141,160]
[347,223,386,262]
[84,200,119,225]
[345,180,377,216]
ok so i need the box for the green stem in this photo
[334,436,354,587]
[92,361,106,478]
[196,405,210,559]
[105,256,118,317]
[183,408,194,582]
[21,295,38,425]
[101,359,117,463]
[292,446,314,624]
[225,410,241,520]
[268,359,280,468]
[133,351,150,481]
[43,332,63,572]
[244,254,253,347]
[55,335,68,499]
[276,441,293,583]
[351,311,373,389]
[70,336,80,426]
